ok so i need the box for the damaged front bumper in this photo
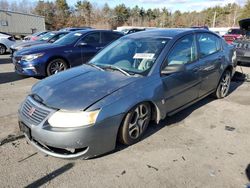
[18,97,124,159]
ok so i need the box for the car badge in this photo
[28,107,36,116]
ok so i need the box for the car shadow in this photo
[0,72,28,84]
[246,164,250,181]
[25,163,74,188]
[0,57,11,65]
[229,70,246,95]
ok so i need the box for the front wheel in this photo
[213,70,231,99]
[118,102,151,145]
[46,58,68,76]
[0,44,6,55]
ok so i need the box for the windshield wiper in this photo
[103,65,131,76]
[87,63,104,71]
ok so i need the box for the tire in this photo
[118,102,151,145]
[46,58,68,76]
[0,44,6,55]
[213,70,231,99]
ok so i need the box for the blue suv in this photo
[12,30,123,76]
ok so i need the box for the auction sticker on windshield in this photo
[74,33,82,36]
[133,53,155,59]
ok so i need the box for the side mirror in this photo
[78,42,88,47]
[161,64,185,75]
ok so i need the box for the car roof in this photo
[70,29,123,35]
[50,31,70,34]
[124,28,209,39]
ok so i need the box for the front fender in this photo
[88,74,166,124]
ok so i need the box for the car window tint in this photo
[101,32,121,43]
[197,33,221,57]
[168,34,198,65]
[83,32,100,44]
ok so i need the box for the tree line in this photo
[1,0,250,30]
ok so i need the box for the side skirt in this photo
[166,89,215,117]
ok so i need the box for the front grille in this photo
[21,96,51,125]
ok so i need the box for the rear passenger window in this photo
[197,33,221,57]
[101,32,121,44]
[168,34,198,65]
[83,32,100,44]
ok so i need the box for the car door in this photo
[78,32,101,64]
[196,33,223,97]
[161,34,202,113]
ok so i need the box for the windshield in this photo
[89,37,169,74]
[227,29,242,35]
[54,32,83,45]
[38,32,56,41]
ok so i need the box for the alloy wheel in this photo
[49,60,67,75]
[0,45,6,55]
[219,72,231,97]
[128,104,151,139]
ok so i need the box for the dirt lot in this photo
[0,54,250,188]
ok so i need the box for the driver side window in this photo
[82,32,100,44]
[168,34,198,65]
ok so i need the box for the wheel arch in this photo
[45,56,71,76]
[0,43,7,48]
[46,56,71,69]
[116,100,160,145]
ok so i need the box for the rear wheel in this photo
[0,44,6,55]
[119,102,151,145]
[213,70,231,99]
[46,58,68,76]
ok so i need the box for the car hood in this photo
[12,40,46,49]
[31,65,140,111]
[16,43,62,56]
[239,18,250,31]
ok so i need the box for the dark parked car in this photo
[12,30,123,76]
[18,29,236,159]
[233,18,250,65]
[120,28,145,35]
[10,31,69,54]
[59,27,92,32]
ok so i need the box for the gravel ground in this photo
[0,54,250,188]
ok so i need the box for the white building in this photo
[0,9,45,36]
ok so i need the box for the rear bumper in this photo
[236,50,250,64]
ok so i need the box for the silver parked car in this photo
[18,29,236,159]
[0,32,15,55]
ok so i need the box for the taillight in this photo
[8,36,15,41]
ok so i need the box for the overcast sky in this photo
[16,0,248,12]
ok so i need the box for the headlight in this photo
[48,110,100,128]
[21,53,44,62]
